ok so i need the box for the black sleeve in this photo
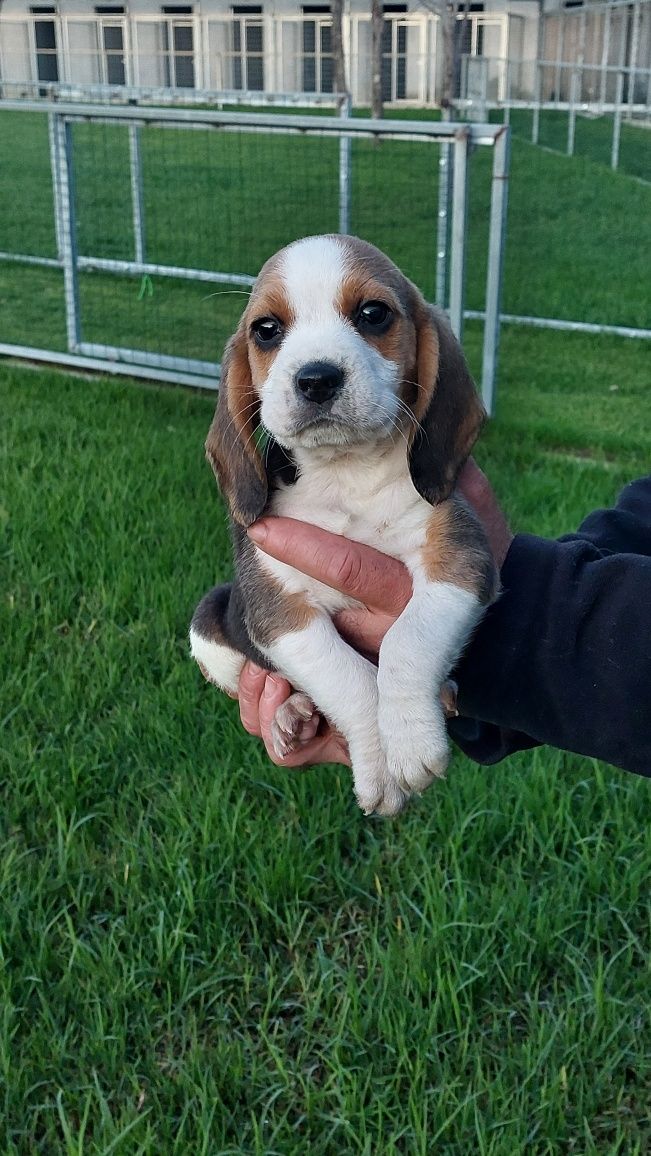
[449,476,651,778]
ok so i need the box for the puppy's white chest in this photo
[256,446,431,612]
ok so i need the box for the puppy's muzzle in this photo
[294,361,345,406]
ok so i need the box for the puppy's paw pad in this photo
[270,692,318,759]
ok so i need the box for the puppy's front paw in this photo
[379,703,450,795]
[355,776,410,819]
[270,692,319,759]
[352,750,411,818]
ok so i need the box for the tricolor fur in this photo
[190,235,497,816]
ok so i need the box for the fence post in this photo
[504,58,511,126]
[448,126,469,342]
[52,115,81,351]
[482,126,510,417]
[599,7,611,107]
[128,123,147,264]
[338,93,352,235]
[435,112,452,309]
[628,0,641,119]
[532,62,541,145]
[611,70,624,171]
[48,112,63,260]
[567,69,578,156]
[480,56,488,122]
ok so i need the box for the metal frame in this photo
[0,99,509,413]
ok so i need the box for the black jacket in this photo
[450,476,651,778]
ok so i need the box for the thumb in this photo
[248,517,411,613]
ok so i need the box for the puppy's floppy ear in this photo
[408,299,486,505]
[205,324,267,527]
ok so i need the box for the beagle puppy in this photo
[190,235,497,816]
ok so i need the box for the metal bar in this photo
[600,8,611,106]
[0,251,61,269]
[0,251,257,287]
[628,0,641,117]
[338,93,352,235]
[464,311,651,340]
[52,115,81,351]
[555,24,564,105]
[611,70,624,170]
[0,343,220,389]
[567,70,578,156]
[76,256,255,286]
[503,58,511,126]
[48,112,63,259]
[128,124,146,264]
[481,126,510,416]
[453,97,650,115]
[0,100,504,143]
[480,56,488,122]
[435,111,452,309]
[532,62,541,144]
[74,341,218,376]
[448,129,469,342]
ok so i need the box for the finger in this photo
[457,459,513,568]
[457,458,493,509]
[265,729,351,769]
[238,663,274,736]
[257,674,297,737]
[334,607,389,660]
[247,517,411,615]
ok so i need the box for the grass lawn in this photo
[1,319,651,1152]
[503,109,651,184]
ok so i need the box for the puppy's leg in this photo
[262,614,407,817]
[189,584,263,695]
[377,581,484,794]
[191,586,323,754]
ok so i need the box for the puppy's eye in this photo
[356,300,393,332]
[251,316,283,348]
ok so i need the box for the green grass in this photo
[2,322,651,1152]
[1,107,650,369]
[504,109,651,184]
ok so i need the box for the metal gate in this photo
[0,100,509,412]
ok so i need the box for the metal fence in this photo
[458,55,651,176]
[0,97,510,413]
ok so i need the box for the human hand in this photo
[237,661,351,767]
[457,458,513,568]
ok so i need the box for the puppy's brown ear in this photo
[205,325,267,527]
[408,301,486,505]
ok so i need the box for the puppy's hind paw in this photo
[270,692,319,760]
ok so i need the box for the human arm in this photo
[451,476,651,776]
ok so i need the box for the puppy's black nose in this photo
[294,361,344,405]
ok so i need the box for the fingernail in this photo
[247,663,265,678]
[262,676,281,700]
[247,520,267,545]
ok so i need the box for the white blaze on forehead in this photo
[280,236,348,321]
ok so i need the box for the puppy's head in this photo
[206,234,485,525]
